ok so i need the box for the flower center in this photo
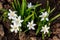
[11,12,14,16]
[14,27,17,30]
[30,23,32,27]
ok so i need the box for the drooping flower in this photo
[41,25,50,34]
[39,12,49,21]
[10,24,20,33]
[12,16,23,27]
[27,20,36,30]
[8,9,17,19]
[27,2,33,8]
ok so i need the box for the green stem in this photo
[24,29,28,33]
[42,33,45,40]
[19,27,21,39]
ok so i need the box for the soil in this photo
[0,0,60,40]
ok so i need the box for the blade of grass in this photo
[46,0,50,14]
[24,12,34,23]
[48,6,50,14]
[11,2,16,10]
[36,21,42,35]
[49,14,60,23]
[21,0,26,16]
[14,0,17,10]
[49,7,55,14]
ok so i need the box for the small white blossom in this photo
[41,25,50,34]
[27,20,36,30]
[10,24,20,33]
[39,12,49,21]
[8,9,17,19]
[12,16,23,26]
[28,2,33,8]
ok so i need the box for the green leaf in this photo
[31,11,35,20]
[2,12,8,21]
[24,13,34,23]
[42,32,45,40]
[12,2,16,10]
[47,0,49,8]
[48,31,51,37]
[13,0,21,14]
[14,0,17,10]
[49,7,55,14]
[47,6,50,14]
[39,9,45,13]
[0,8,7,12]
[46,0,50,14]
[49,14,60,23]
[21,0,27,16]
[36,21,42,35]
[36,26,41,35]
[16,0,21,15]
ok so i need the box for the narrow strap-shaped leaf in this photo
[14,0,17,10]
[16,0,21,15]
[21,0,27,16]
[46,0,50,14]
[17,0,20,10]
[49,7,55,14]
[11,2,16,10]
[31,11,35,20]
[49,14,60,23]
[24,12,34,23]
[47,6,50,14]
[36,22,42,35]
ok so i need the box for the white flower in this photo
[27,20,36,30]
[8,9,17,19]
[39,12,49,21]
[12,16,23,26]
[28,2,33,8]
[10,24,19,33]
[41,25,50,34]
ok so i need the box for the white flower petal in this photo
[10,29,14,32]
[28,2,33,8]
[46,18,49,21]
[29,27,31,30]
[41,29,43,32]
[33,24,36,27]
[15,30,18,33]
[39,15,42,17]
[10,25,13,28]
[41,18,44,21]
[8,17,11,19]
[31,20,33,24]
[32,27,35,30]
[9,9,12,13]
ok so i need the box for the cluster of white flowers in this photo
[8,9,36,33]
[8,9,23,33]
[39,12,50,34]
[8,3,50,34]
